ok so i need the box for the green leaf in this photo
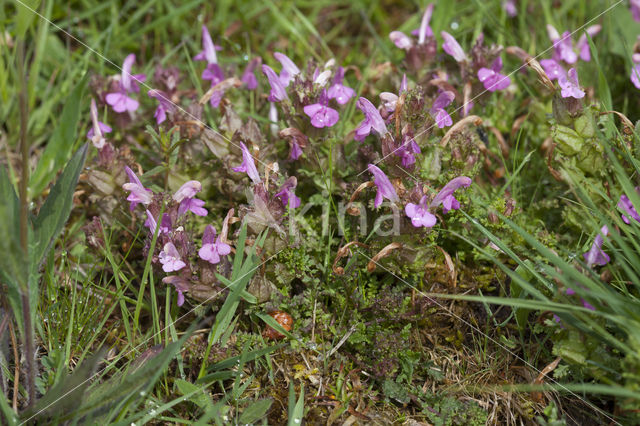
[22,349,108,423]
[175,379,213,409]
[511,261,534,332]
[30,78,87,197]
[74,322,197,423]
[239,398,273,424]
[31,143,88,269]
[256,312,295,340]
[0,392,18,426]
[287,382,304,426]
[0,166,28,335]
[15,0,41,38]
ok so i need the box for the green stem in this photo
[17,39,36,407]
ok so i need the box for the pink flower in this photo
[632,0,640,21]
[289,139,303,160]
[547,24,600,65]
[583,226,610,267]
[87,99,111,149]
[540,59,566,81]
[274,177,301,208]
[145,210,171,235]
[558,68,585,99]
[173,181,207,216]
[242,57,261,90]
[274,52,300,87]
[198,225,231,265]
[105,54,146,113]
[262,65,288,102]
[368,164,399,208]
[389,4,434,50]
[405,196,437,228]
[147,89,174,124]
[441,31,467,62]
[354,97,388,141]
[631,55,640,89]
[430,176,472,213]
[303,90,339,128]
[232,142,262,184]
[618,187,640,224]
[503,0,517,17]
[327,67,355,105]
[478,57,511,92]
[430,91,455,128]
[123,166,153,210]
[193,25,221,65]
[162,276,190,306]
[159,242,186,273]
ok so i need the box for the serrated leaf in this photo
[30,78,87,197]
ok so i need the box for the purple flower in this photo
[395,134,421,167]
[390,4,434,50]
[162,275,190,307]
[274,52,300,87]
[232,141,262,184]
[503,0,517,17]
[430,91,455,128]
[540,59,566,81]
[289,139,303,160]
[431,176,472,213]
[105,91,139,113]
[198,225,231,265]
[123,166,153,210]
[390,31,413,50]
[242,57,261,90]
[87,99,111,149]
[203,64,225,107]
[194,25,221,65]
[478,57,511,92]
[327,67,355,105]
[202,62,224,82]
[575,25,601,62]
[565,287,596,311]
[145,210,171,235]
[159,242,186,273]
[405,196,437,228]
[441,31,467,62]
[583,225,610,267]
[558,68,585,99]
[173,180,207,216]
[547,26,578,64]
[354,97,388,141]
[632,0,640,21]
[105,54,146,113]
[262,65,288,102]
[631,63,640,89]
[367,164,399,208]
[416,4,435,43]
[380,74,408,114]
[618,188,640,224]
[303,90,339,128]
[147,89,174,124]
[274,177,301,209]
[547,25,600,65]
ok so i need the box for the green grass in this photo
[2,0,640,424]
